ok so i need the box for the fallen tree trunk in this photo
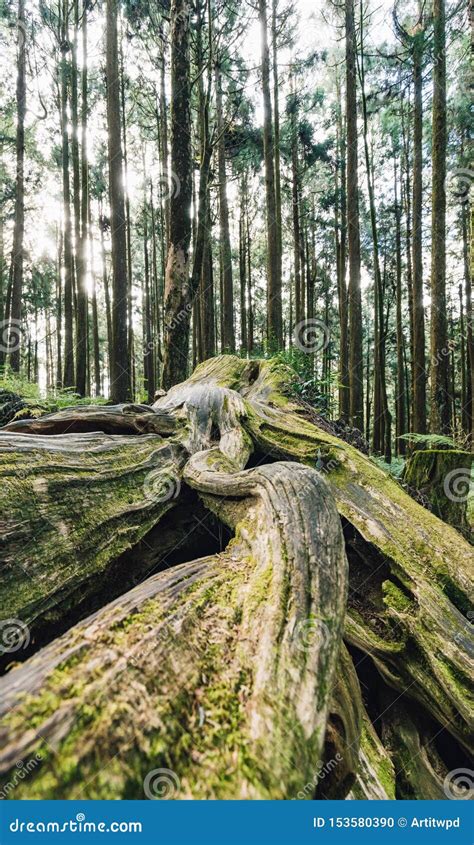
[0,354,472,799]
[0,460,347,798]
[0,432,187,655]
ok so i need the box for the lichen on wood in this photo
[0,354,472,799]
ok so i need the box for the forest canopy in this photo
[0,0,471,454]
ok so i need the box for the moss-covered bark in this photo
[0,354,472,799]
[403,448,472,533]
[0,456,347,798]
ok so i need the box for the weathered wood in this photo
[3,404,177,436]
[0,432,186,650]
[0,353,472,799]
[0,457,347,799]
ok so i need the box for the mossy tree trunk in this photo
[403,448,472,534]
[1,355,472,799]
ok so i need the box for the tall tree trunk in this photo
[271,0,282,285]
[89,203,101,397]
[142,200,155,401]
[345,0,363,430]
[8,0,26,372]
[159,30,170,247]
[61,1,75,388]
[215,60,234,353]
[161,0,193,390]
[0,142,4,332]
[56,222,63,387]
[401,91,414,424]
[75,0,88,395]
[335,80,349,420]
[411,25,427,433]
[394,158,406,455]
[99,201,113,377]
[290,80,303,327]
[430,0,450,433]
[119,23,134,395]
[247,207,254,353]
[259,0,282,349]
[106,0,130,401]
[239,179,248,354]
[462,201,473,443]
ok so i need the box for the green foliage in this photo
[398,433,456,450]
[269,349,338,415]
[371,455,405,479]
[0,371,106,411]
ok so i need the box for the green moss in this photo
[383,581,415,614]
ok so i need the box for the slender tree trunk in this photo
[61,2,75,388]
[99,202,113,376]
[119,24,133,395]
[290,79,303,327]
[56,222,63,387]
[161,0,193,389]
[142,200,155,401]
[430,0,450,433]
[239,179,248,354]
[75,0,89,395]
[345,0,363,430]
[335,82,349,420]
[159,31,170,247]
[462,202,473,443]
[411,27,426,433]
[8,0,26,372]
[394,158,406,455]
[106,0,130,401]
[401,92,414,418]
[215,60,234,352]
[259,0,282,349]
[271,0,282,284]
[89,203,101,397]
[247,207,254,353]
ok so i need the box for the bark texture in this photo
[0,355,472,800]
